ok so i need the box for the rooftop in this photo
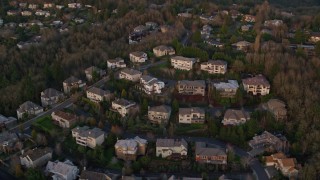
[242,75,270,86]
[178,80,206,87]
[52,110,77,121]
[41,88,63,98]
[87,87,110,96]
[195,142,226,156]
[149,105,171,113]
[156,138,187,148]
[224,109,250,120]
[21,147,52,161]
[179,107,205,116]
[120,68,141,76]
[113,98,136,107]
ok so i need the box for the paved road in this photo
[9,76,109,133]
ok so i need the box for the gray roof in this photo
[0,132,18,144]
[140,75,155,82]
[224,109,250,120]
[21,147,52,161]
[171,56,196,62]
[120,68,141,76]
[63,76,81,84]
[178,80,206,87]
[153,45,174,52]
[156,138,188,148]
[195,142,226,156]
[41,88,63,98]
[113,98,135,107]
[179,107,205,116]
[130,51,146,57]
[202,60,227,66]
[17,101,43,113]
[107,57,124,63]
[72,126,104,138]
[0,115,17,124]
[87,87,110,96]
[85,66,101,74]
[149,105,171,113]
[212,80,239,90]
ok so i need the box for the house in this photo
[139,75,165,94]
[63,76,86,94]
[68,3,82,9]
[0,114,17,128]
[153,45,175,57]
[41,88,64,107]
[129,51,148,63]
[86,87,112,102]
[177,80,206,96]
[111,99,136,117]
[243,15,256,23]
[72,126,105,149]
[261,28,273,35]
[133,25,148,33]
[85,66,106,81]
[74,18,84,24]
[21,11,32,16]
[241,24,252,32]
[19,2,27,8]
[264,153,299,179]
[171,56,196,71]
[199,15,214,22]
[56,5,64,9]
[148,105,171,125]
[28,4,38,10]
[0,132,19,153]
[309,32,320,43]
[7,10,19,16]
[248,131,289,155]
[79,170,111,180]
[43,3,54,8]
[156,138,188,159]
[35,10,50,17]
[46,160,79,180]
[205,40,224,48]
[114,136,147,161]
[242,75,270,95]
[107,58,126,69]
[177,12,192,18]
[260,99,287,120]
[20,147,52,168]
[17,101,44,119]
[179,107,205,124]
[210,80,239,98]
[200,60,227,74]
[264,20,283,27]
[201,25,212,39]
[119,68,142,82]
[195,142,227,165]
[51,111,78,128]
[232,41,252,51]
[222,109,250,126]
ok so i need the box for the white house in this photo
[71,126,105,149]
[139,75,165,94]
[107,58,126,69]
[119,68,142,82]
[20,147,52,168]
[46,160,79,180]
[111,99,136,117]
[129,51,148,63]
[179,107,205,124]
[222,109,250,126]
[242,75,270,96]
[171,56,196,71]
[156,139,188,159]
[200,60,227,74]
[86,87,112,102]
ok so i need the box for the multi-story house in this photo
[51,111,78,128]
[222,109,250,126]
[195,142,227,165]
[84,66,106,81]
[179,107,205,124]
[68,3,82,8]
[129,51,148,63]
[153,45,175,57]
[156,139,188,159]
[46,160,79,180]
[111,99,136,117]
[71,126,105,149]
[139,75,165,94]
[119,68,142,82]
[21,11,32,16]
[260,99,287,120]
[63,76,86,94]
[20,147,52,168]
[201,25,212,39]
[177,80,206,96]
[309,32,320,43]
[114,136,147,161]
[107,58,126,69]
[171,56,196,71]
[242,75,270,96]
[265,153,299,179]
[148,105,172,125]
[210,80,239,98]
[43,3,54,8]
[248,131,289,155]
[86,87,112,102]
[41,88,65,107]
[17,101,44,119]
[200,60,227,74]
[28,4,38,10]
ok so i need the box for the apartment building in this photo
[222,109,250,126]
[139,75,165,94]
[119,68,142,82]
[179,107,205,124]
[156,138,188,159]
[148,105,172,125]
[129,51,148,63]
[153,45,175,57]
[86,87,112,102]
[72,126,105,149]
[171,56,196,71]
[195,142,227,165]
[111,98,136,117]
[114,136,147,161]
[242,75,270,95]
[177,80,206,96]
[51,111,78,128]
[20,147,52,168]
[200,60,227,74]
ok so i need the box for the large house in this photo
[242,75,270,96]
[148,105,172,125]
[177,80,206,96]
[195,142,227,165]
[86,87,112,102]
[171,56,196,71]
[200,60,227,74]
[0,114,17,128]
[41,88,64,107]
[156,138,188,159]
[232,41,252,51]
[84,66,106,81]
[129,51,148,63]
[210,80,239,98]
[111,99,136,117]
[309,32,320,43]
[51,111,78,128]
[248,131,289,156]
[17,101,44,119]
[119,68,142,82]
[222,109,250,126]
[114,136,147,161]
[264,153,299,179]
[46,160,79,180]
[153,45,175,57]
[260,99,287,120]
[107,58,126,69]
[139,75,165,94]
[63,76,86,94]
[20,147,52,168]
[72,126,105,149]
[179,107,205,124]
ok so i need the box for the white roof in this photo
[213,80,239,90]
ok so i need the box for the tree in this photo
[139,156,151,168]
[140,98,148,115]
[26,168,45,180]
[121,89,127,98]
[172,99,179,113]
[14,164,23,177]
[191,30,202,43]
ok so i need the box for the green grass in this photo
[175,123,207,135]
[32,116,58,136]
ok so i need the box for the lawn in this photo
[32,116,59,136]
[175,123,207,135]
